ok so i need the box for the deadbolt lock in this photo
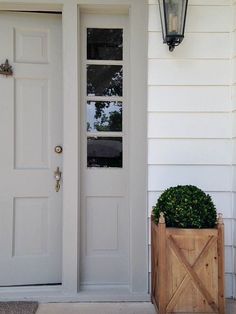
[55,145,63,154]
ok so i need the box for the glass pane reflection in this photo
[87,101,122,132]
[87,137,122,168]
[87,65,123,97]
[87,28,123,60]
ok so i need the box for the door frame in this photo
[0,0,148,301]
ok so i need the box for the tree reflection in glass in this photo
[87,101,122,132]
[87,65,123,96]
[87,137,122,168]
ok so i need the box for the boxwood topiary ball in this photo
[153,185,217,228]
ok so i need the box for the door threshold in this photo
[0,285,150,302]
[76,286,151,302]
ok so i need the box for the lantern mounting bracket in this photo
[166,35,184,52]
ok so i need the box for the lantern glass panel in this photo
[165,0,187,36]
[159,0,188,42]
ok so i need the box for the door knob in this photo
[54,167,62,192]
[55,145,63,154]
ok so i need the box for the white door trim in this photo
[0,0,148,300]
[128,1,148,293]
[61,1,79,294]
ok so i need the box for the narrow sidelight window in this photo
[86,28,124,168]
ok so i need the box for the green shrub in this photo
[153,185,217,228]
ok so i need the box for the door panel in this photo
[15,79,49,169]
[0,12,62,286]
[80,14,129,286]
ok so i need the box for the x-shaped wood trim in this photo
[166,235,218,313]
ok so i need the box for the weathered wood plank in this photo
[151,215,225,313]
[168,235,218,313]
[166,228,218,237]
[217,215,226,314]
[157,214,167,314]
[166,236,217,312]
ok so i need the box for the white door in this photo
[0,12,62,286]
[80,14,130,286]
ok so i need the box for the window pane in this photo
[87,65,123,97]
[87,137,122,168]
[87,101,122,132]
[87,28,123,60]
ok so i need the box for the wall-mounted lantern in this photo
[158,0,188,52]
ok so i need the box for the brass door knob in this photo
[55,145,63,154]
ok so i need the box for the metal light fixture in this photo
[158,0,188,52]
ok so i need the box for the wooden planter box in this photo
[151,213,225,314]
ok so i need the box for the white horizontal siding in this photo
[233,31,236,56]
[148,139,232,165]
[234,249,236,272]
[226,274,234,298]
[232,86,236,110]
[225,219,233,246]
[149,32,231,59]
[234,5,236,30]
[226,246,234,273]
[233,15,236,301]
[233,220,236,246]
[149,59,230,86]
[148,86,231,112]
[149,4,232,32]
[148,113,231,139]
[232,140,236,164]
[207,193,233,218]
[233,194,236,216]
[234,222,236,247]
[186,5,233,33]
[234,118,236,136]
[148,165,232,192]
[232,166,236,191]
[232,58,236,84]
[233,113,236,138]
[148,86,230,112]
[148,1,234,299]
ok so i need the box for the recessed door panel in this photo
[15,79,49,169]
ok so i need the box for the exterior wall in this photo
[0,0,236,301]
[233,0,236,299]
[148,0,234,298]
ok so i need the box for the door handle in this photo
[54,167,62,192]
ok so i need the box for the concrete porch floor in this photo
[37,300,236,314]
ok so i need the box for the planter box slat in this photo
[217,218,225,314]
[151,215,225,314]
[166,228,218,237]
